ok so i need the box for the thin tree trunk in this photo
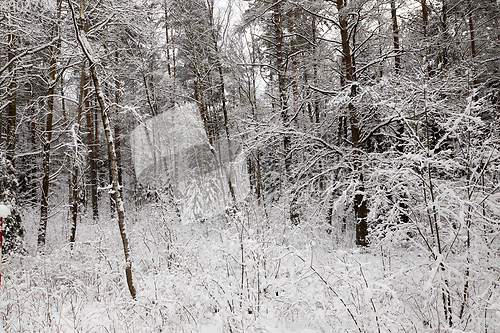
[440,0,448,68]
[78,1,98,222]
[104,80,116,218]
[164,2,175,108]
[311,15,320,123]
[6,29,16,164]
[337,0,368,246]
[467,0,478,101]
[390,0,401,74]
[114,55,123,190]
[458,0,479,323]
[163,4,179,198]
[39,0,62,247]
[70,59,86,247]
[28,85,38,202]
[288,11,298,115]
[206,0,237,203]
[422,0,433,76]
[86,76,99,221]
[69,0,137,299]
[273,0,297,224]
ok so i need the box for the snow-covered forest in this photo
[1,0,500,331]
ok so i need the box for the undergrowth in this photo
[1,201,499,332]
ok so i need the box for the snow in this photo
[1,202,499,333]
[0,204,10,218]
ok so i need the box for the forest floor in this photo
[1,203,498,332]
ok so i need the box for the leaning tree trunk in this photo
[337,0,368,247]
[69,0,137,299]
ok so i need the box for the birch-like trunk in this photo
[69,0,137,299]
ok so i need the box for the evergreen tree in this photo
[0,153,24,255]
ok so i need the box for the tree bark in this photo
[273,0,297,224]
[6,29,16,164]
[467,0,478,101]
[164,2,175,108]
[422,0,433,76]
[337,0,368,246]
[39,0,62,247]
[114,54,123,190]
[69,0,137,299]
[206,0,237,203]
[390,0,401,74]
[70,60,86,247]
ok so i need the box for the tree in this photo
[390,0,401,74]
[69,0,137,299]
[0,153,24,255]
[69,60,86,247]
[38,0,63,247]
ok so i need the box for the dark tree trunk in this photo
[337,0,368,246]
[39,0,62,247]
[467,0,478,101]
[114,57,123,190]
[86,79,99,221]
[70,60,86,247]
[206,0,237,203]
[273,0,298,224]
[6,31,16,164]
[390,0,401,74]
[422,0,433,76]
[164,4,175,108]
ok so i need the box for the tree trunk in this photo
[390,0,401,74]
[312,16,320,124]
[422,0,433,76]
[273,0,297,224]
[70,60,86,247]
[206,0,237,203]
[6,30,16,164]
[114,56,123,190]
[78,7,98,222]
[467,0,478,101]
[337,0,368,246]
[69,0,137,299]
[440,0,448,68]
[86,79,99,221]
[39,0,62,247]
[288,11,298,114]
[164,3,175,108]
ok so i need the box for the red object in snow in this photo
[0,216,2,285]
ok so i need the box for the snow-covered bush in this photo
[0,153,24,255]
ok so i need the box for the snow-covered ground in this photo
[1,204,499,332]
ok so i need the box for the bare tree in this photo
[38,0,63,247]
[69,0,137,299]
[337,0,368,246]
